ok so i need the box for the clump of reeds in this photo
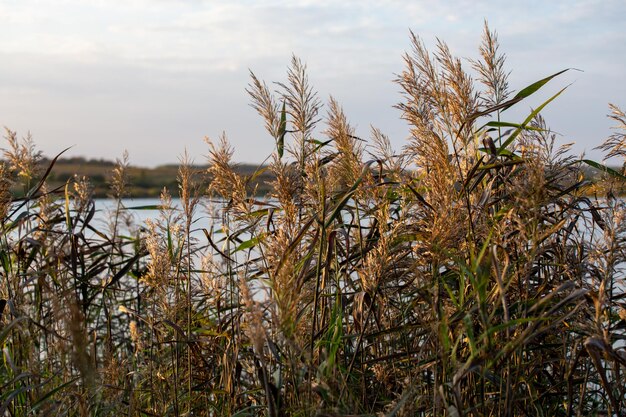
[1,23,626,417]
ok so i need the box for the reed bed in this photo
[1,25,626,416]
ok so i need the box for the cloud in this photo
[0,0,623,164]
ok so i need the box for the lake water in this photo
[93,197,223,235]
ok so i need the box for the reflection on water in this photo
[93,198,223,236]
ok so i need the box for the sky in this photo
[0,0,624,167]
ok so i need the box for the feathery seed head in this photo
[3,128,42,183]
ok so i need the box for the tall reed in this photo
[1,24,625,416]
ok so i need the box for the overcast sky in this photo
[0,0,624,166]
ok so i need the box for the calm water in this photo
[93,197,222,233]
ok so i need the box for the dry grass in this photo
[1,25,626,416]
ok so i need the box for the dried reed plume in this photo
[1,26,625,417]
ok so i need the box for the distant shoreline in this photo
[3,155,616,199]
[10,156,275,198]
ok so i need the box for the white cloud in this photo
[0,0,623,164]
